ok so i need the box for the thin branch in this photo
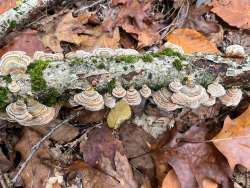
[11,109,82,184]
[74,0,107,16]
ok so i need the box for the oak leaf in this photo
[166,28,219,54]
[211,0,250,29]
[212,106,250,170]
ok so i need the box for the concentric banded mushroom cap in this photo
[6,100,33,122]
[25,99,56,126]
[171,76,209,109]
[140,84,151,98]
[219,88,242,106]
[112,83,126,98]
[115,48,139,56]
[0,51,31,76]
[153,88,181,111]
[33,51,64,61]
[123,87,142,106]
[169,80,183,92]
[207,80,226,98]
[202,97,216,107]
[104,93,116,108]
[8,80,21,93]
[93,48,115,57]
[163,42,184,55]
[74,88,104,111]
[65,50,91,59]
[225,45,245,58]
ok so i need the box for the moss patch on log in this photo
[0,87,10,109]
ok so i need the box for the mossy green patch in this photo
[27,60,49,92]
[141,54,154,62]
[152,48,185,60]
[96,63,106,69]
[0,87,9,109]
[106,79,116,94]
[27,60,63,106]
[172,59,183,71]
[2,75,12,83]
[115,55,139,64]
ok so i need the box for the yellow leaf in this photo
[107,100,131,129]
[212,106,250,169]
[166,28,219,54]
[161,169,180,188]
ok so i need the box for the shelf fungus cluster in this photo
[152,76,242,112]
[6,99,56,126]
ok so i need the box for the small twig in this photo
[74,0,107,16]
[11,109,83,184]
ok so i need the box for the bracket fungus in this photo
[153,88,181,111]
[219,88,242,106]
[112,83,126,98]
[0,51,31,76]
[115,48,139,56]
[225,44,245,58]
[163,42,184,55]
[104,93,116,108]
[140,84,151,98]
[6,99,56,126]
[207,77,226,98]
[92,48,115,57]
[169,80,183,92]
[124,87,142,106]
[33,51,64,61]
[8,80,21,93]
[73,88,104,111]
[6,100,33,123]
[171,76,209,109]
[65,50,91,59]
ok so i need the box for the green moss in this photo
[172,59,183,71]
[106,79,116,94]
[152,48,185,60]
[123,66,128,71]
[2,75,12,83]
[27,60,49,92]
[27,60,63,106]
[0,87,9,109]
[96,63,106,69]
[7,19,17,28]
[68,58,84,65]
[141,54,154,62]
[115,55,139,64]
[39,88,61,106]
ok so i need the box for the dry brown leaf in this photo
[202,178,218,188]
[0,147,12,172]
[211,0,250,29]
[80,126,124,167]
[166,28,219,54]
[0,0,16,14]
[0,29,47,57]
[161,169,181,188]
[15,128,51,188]
[212,105,250,169]
[154,124,232,188]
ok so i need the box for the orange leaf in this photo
[162,170,181,188]
[0,0,16,14]
[212,106,250,169]
[166,28,219,54]
[211,0,250,29]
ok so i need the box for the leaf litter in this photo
[1,0,250,187]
